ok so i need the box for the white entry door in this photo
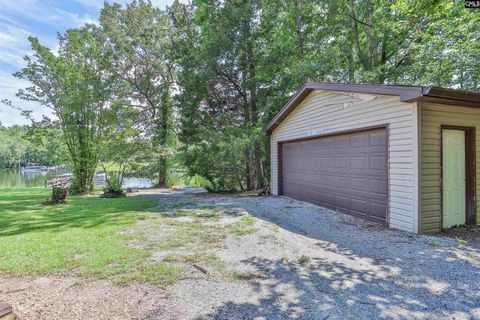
[442,129,466,228]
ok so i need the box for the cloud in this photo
[0,0,97,28]
[0,24,32,68]
[52,7,98,27]
[75,0,183,10]
[73,0,105,9]
[0,1,91,69]
[0,70,51,126]
[0,0,186,126]
[0,0,95,127]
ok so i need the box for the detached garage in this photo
[266,83,480,233]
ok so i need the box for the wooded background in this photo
[3,0,480,193]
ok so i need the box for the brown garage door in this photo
[280,128,388,224]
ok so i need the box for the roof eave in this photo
[264,83,480,135]
[264,83,424,135]
[264,83,314,135]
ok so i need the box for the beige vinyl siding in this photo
[270,90,418,232]
[420,102,480,233]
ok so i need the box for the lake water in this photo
[0,169,154,188]
[0,169,53,188]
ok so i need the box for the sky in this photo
[0,0,178,127]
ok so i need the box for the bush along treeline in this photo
[4,0,480,193]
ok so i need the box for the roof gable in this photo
[265,83,480,134]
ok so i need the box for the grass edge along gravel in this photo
[0,188,183,286]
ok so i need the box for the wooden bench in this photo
[45,175,72,188]
[0,301,17,320]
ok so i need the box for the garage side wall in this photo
[420,102,480,233]
[270,90,418,232]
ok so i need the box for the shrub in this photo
[101,175,126,198]
[186,174,213,189]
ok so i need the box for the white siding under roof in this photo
[270,90,418,232]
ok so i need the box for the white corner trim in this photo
[413,101,420,233]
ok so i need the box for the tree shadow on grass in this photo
[0,189,154,237]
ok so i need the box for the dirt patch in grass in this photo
[0,276,180,320]
[134,201,260,280]
[6,188,479,320]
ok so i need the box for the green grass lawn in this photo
[0,188,183,285]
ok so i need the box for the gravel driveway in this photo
[141,190,480,320]
[4,190,478,320]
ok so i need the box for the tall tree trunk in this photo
[71,152,96,194]
[245,148,252,190]
[158,157,167,187]
[245,30,265,190]
[348,32,355,83]
[71,125,96,195]
[365,0,374,70]
[253,141,264,190]
[243,63,252,190]
[155,90,171,188]
[350,3,367,70]
[293,0,304,61]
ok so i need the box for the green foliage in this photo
[166,172,213,189]
[11,27,121,195]
[297,255,311,265]
[170,0,270,191]
[4,0,480,194]
[170,0,480,192]
[102,175,126,198]
[99,0,175,187]
[25,118,68,167]
[185,174,213,189]
[99,108,150,189]
[181,132,254,192]
[0,125,29,168]
[0,120,66,169]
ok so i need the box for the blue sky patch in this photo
[0,0,177,126]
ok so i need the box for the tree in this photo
[11,27,119,194]
[100,107,148,188]
[24,117,68,167]
[398,0,480,89]
[4,0,479,194]
[99,0,175,187]
[0,125,29,168]
[171,0,272,191]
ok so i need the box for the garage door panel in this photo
[350,134,368,147]
[350,156,368,169]
[370,179,388,195]
[370,156,386,170]
[370,132,387,145]
[371,202,387,216]
[334,137,349,149]
[335,157,349,168]
[281,128,388,224]
[351,198,369,212]
[335,176,349,188]
[351,178,368,191]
